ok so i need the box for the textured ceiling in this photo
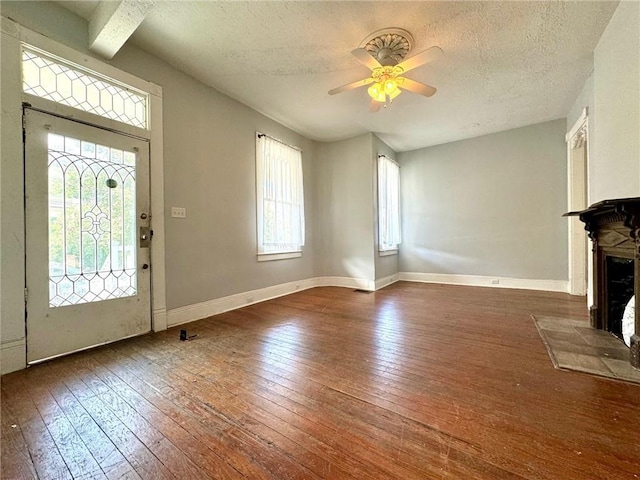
[59,1,618,152]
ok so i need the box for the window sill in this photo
[257,251,302,262]
[379,249,398,257]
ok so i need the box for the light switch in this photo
[171,207,186,218]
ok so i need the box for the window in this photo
[22,47,148,129]
[256,133,305,260]
[378,154,401,253]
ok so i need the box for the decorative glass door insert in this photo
[26,109,151,363]
[47,133,138,307]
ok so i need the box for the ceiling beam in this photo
[89,0,156,59]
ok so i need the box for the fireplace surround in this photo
[566,198,640,369]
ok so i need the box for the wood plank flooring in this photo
[2,282,639,479]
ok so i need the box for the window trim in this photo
[257,251,302,262]
[377,154,401,253]
[255,132,305,260]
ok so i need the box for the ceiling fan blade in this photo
[369,99,382,113]
[328,77,374,95]
[351,48,382,71]
[396,46,443,74]
[397,78,437,97]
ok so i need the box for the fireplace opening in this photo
[566,197,640,367]
[606,256,635,340]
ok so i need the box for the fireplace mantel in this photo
[565,197,640,369]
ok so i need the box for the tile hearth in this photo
[533,315,640,384]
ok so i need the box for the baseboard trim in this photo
[398,272,569,293]
[152,308,168,332]
[166,272,568,330]
[167,278,317,327]
[1,338,26,374]
[375,273,400,290]
[166,276,377,328]
[314,276,375,291]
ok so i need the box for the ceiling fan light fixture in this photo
[368,82,385,101]
[383,79,398,95]
[388,88,401,100]
[328,28,441,111]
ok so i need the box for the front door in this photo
[25,109,151,363]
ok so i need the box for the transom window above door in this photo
[22,47,149,129]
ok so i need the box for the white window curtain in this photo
[378,155,401,251]
[256,133,305,255]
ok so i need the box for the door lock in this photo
[140,227,151,248]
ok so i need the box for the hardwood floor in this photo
[2,282,639,479]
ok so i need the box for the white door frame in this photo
[0,17,166,372]
[24,109,153,362]
[565,108,589,297]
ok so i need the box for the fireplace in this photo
[606,256,634,339]
[566,198,640,369]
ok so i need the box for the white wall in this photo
[1,1,87,50]
[565,0,639,306]
[314,134,375,286]
[110,45,317,308]
[399,119,568,283]
[567,73,594,136]
[590,0,640,203]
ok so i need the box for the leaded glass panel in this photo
[22,49,148,129]
[48,133,138,307]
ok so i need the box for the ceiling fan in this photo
[329,28,442,112]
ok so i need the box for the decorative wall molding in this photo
[571,125,588,149]
[1,338,27,375]
[566,106,590,297]
[398,272,570,293]
[565,107,588,143]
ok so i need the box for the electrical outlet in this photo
[171,207,186,218]
[491,279,500,285]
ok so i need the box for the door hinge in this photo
[21,102,31,131]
